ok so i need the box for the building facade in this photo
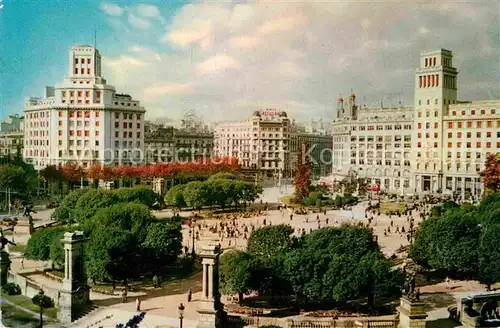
[0,114,24,157]
[413,49,500,198]
[332,94,414,194]
[214,109,290,178]
[332,49,500,198]
[23,45,145,170]
[145,126,214,163]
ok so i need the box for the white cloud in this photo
[143,83,193,96]
[137,4,161,18]
[100,1,499,122]
[128,13,150,29]
[101,3,124,17]
[198,55,241,74]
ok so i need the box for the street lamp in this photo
[191,226,195,256]
[178,303,185,328]
[38,289,45,328]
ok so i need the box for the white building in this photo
[413,49,500,198]
[214,109,290,177]
[23,45,146,170]
[332,94,414,194]
[332,48,500,199]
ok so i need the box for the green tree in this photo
[219,251,253,302]
[25,227,67,261]
[478,224,500,290]
[73,189,117,224]
[183,181,208,210]
[208,172,237,181]
[51,188,89,223]
[142,221,182,274]
[247,225,295,258]
[410,211,480,274]
[114,186,158,208]
[293,143,311,203]
[49,237,65,269]
[0,164,25,192]
[165,184,187,210]
[40,165,65,196]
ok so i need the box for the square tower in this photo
[412,49,458,193]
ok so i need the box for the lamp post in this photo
[38,289,45,328]
[191,227,195,256]
[178,303,185,328]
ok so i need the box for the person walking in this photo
[188,289,192,302]
[152,274,158,288]
[20,257,24,269]
[136,297,141,311]
[122,287,128,303]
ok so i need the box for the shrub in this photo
[2,283,21,295]
[73,189,117,224]
[114,186,158,208]
[208,172,238,181]
[32,293,54,309]
[25,227,67,261]
[51,188,89,223]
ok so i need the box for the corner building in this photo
[23,45,145,170]
[413,49,500,198]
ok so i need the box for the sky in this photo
[1,0,499,123]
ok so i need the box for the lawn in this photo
[1,293,58,318]
[0,303,41,328]
[279,195,301,208]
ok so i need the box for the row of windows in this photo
[74,68,92,75]
[451,108,496,116]
[61,91,100,98]
[447,142,497,149]
[59,140,99,146]
[350,136,411,142]
[447,121,499,129]
[358,124,410,131]
[424,57,437,67]
[418,74,439,88]
[417,122,439,129]
[350,159,411,167]
[59,150,100,158]
[74,58,91,64]
[115,113,140,120]
[59,120,100,127]
[446,131,500,139]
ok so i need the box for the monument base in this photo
[397,296,427,328]
[57,286,91,324]
[197,308,225,328]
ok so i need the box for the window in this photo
[115,131,119,137]
[434,132,438,138]
[466,142,471,148]
[123,122,127,128]
[457,122,462,128]
[87,68,91,74]
[427,99,430,105]
[458,132,462,138]
[87,58,91,64]
[434,142,438,148]
[123,132,127,138]
[481,109,486,114]
[418,133,422,138]
[96,112,99,118]
[435,99,438,105]
[96,121,100,127]
[115,122,119,128]
[58,121,62,126]
[448,122,453,128]
[77,130,82,136]
[74,68,78,74]
[70,130,74,136]
[136,114,141,119]
[467,121,472,128]
[418,123,422,129]
[137,132,141,138]
[452,111,456,116]
[418,142,422,148]
[487,132,492,138]
[84,131,90,137]
[434,122,438,128]
[80,68,84,74]
[471,110,475,115]
[457,142,462,148]
[128,132,132,137]
[486,142,491,148]
[95,131,99,136]
[426,123,430,129]
[136,123,140,129]
[477,121,482,128]
[477,132,481,138]
[476,142,481,148]
[418,100,421,105]
[58,130,62,136]
[115,112,119,119]
[426,111,429,117]
[85,111,90,118]
[128,122,132,128]
[492,109,496,114]
[77,111,82,118]
[487,121,493,128]
[74,58,78,64]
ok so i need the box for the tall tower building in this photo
[413,49,458,193]
[24,45,146,169]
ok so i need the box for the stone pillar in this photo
[397,296,427,328]
[0,250,11,286]
[58,231,90,324]
[197,243,224,328]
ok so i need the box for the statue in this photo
[403,272,418,300]
[0,230,16,251]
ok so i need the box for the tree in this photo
[410,211,480,275]
[0,164,25,192]
[49,236,65,269]
[247,225,295,258]
[142,221,183,275]
[293,143,311,203]
[220,251,254,303]
[114,186,158,208]
[40,165,65,195]
[51,188,89,223]
[480,154,500,192]
[165,184,186,209]
[478,224,500,290]
[183,181,209,210]
[208,172,237,181]
[25,227,67,261]
[73,189,117,224]
[32,291,54,327]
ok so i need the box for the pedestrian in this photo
[152,274,158,288]
[188,289,192,302]
[20,258,24,269]
[122,288,128,303]
[136,297,141,311]
[290,214,293,221]
[445,277,450,289]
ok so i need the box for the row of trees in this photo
[27,187,182,283]
[165,173,263,210]
[410,193,500,290]
[220,224,403,308]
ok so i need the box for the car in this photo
[1,217,18,226]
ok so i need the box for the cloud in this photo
[143,83,193,96]
[101,3,124,17]
[137,4,161,18]
[128,13,150,29]
[99,1,499,122]
[198,55,241,74]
